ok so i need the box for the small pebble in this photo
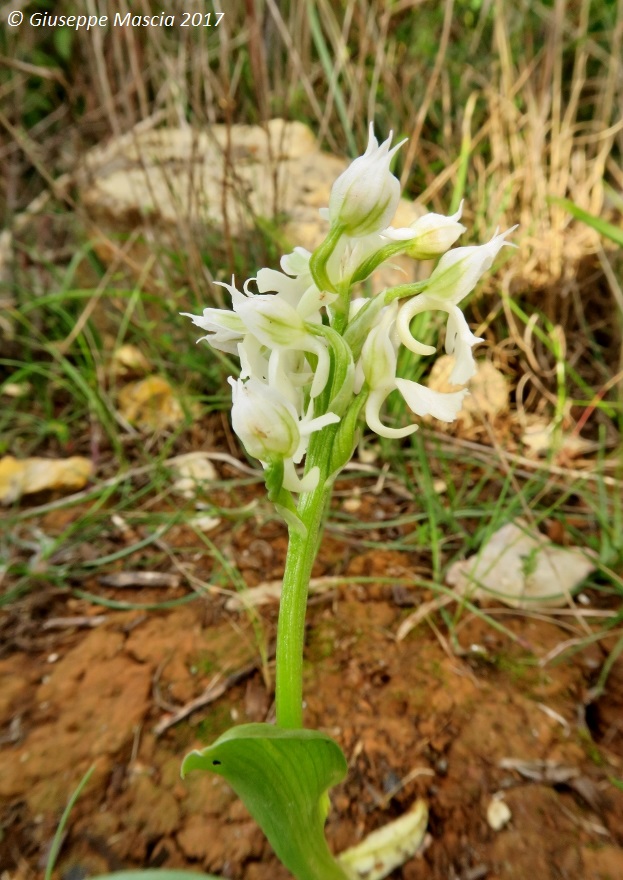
[487,798,512,830]
[343,498,362,513]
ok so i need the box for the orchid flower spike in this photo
[183,126,517,512]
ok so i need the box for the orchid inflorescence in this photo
[183,124,515,529]
[181,126,517,878]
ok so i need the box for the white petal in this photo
[213,276,248,307]
[236,295,307,346]
[238,336,269,382]
[300,411,341,436]
[307,338,331,398]
[296,283,337,320]
[395,379,468,422]
[181,309,245,353]
[395,296,437,356]
[282,460,319,493]
[445,306,484,383]
[267,350,303,409]
[255,268,302,304]
[280,247,311,276]
[364,386,419,439]
[181,308,243,334]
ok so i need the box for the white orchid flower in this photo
[325,229,389,287]
[230,377,301,461]
[394,379,468,421]
[235,295,331,398]
[328,123,406,237]
[228,377,340,496]
[396,293,484,384]
[356,303,468,438]
[419,226,517,305]
[444,305,484,384]
[180,276,248,354]
[396,227,516,383]
[382,203,466,259]
[180,307,245,355]
[255,261,337,322]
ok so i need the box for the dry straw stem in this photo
[3,0,622,408]
[4,1,621,246]
[487,0,623,287]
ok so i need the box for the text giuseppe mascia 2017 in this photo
[29,11,225,29]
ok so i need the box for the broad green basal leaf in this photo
[181,723,351,880]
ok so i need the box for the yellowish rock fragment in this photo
[111,344,151,377]
[0,455,94,504]
[117,375,186,430]
[487,797,512,830]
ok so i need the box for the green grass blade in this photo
[44,764,96,880]
[550,197,623,247]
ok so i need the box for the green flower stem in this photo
[332,279,353,336]
[351,239,410,284]
[275,470,334,729]
[274,403,350,729]
[384,279,430,303]
[309,224,344,295]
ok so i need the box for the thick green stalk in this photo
[275,475,333,729]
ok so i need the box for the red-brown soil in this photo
[1,492,622,880]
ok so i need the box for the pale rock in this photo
[79,119,422,294]
[521,416,598,458]
[1,381,31,398]
[111,344,151,377]
[338,799,428,880]
[447,519,597,608]
[170,452,217,498]
[188,514,221,531]
[0,455,94,504]
[427,357,508,424]
[117,375,188,430]
[487,798,512,831]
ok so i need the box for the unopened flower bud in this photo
[229,378,300,461]
[423,226,517,305]
[384,204,466,259]
[328,123,406,238]
[358,304,398,391]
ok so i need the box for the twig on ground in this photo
[41,615,108,630]
[154,648,275,737]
